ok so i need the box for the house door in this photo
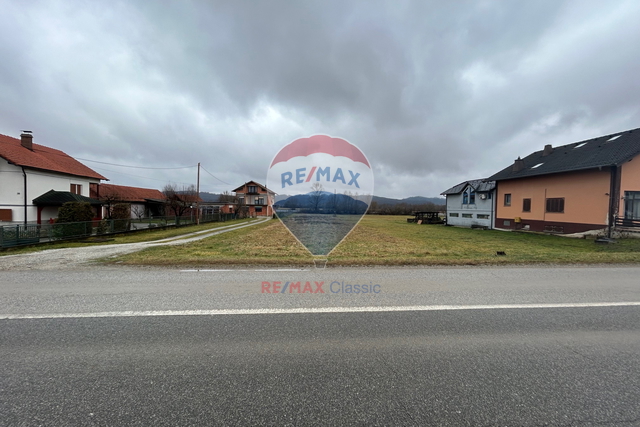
[624,191,640,220]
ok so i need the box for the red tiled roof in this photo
[0,133,107,180]
[95,184,166,202]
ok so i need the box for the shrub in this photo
[57,202,94,223]
[111,203,131,232]
[53,202,94,239]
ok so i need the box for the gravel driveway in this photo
[0,218,269,271]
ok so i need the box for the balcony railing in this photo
[615,217,640,228]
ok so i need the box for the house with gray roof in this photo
[441,179,496,229]
[486,127,640,234]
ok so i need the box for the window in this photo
[523,198,531,212]
[504,194,511,206]
[623,191,640,220]
[462,188,475,205]
[503,220,511,226]
[477,214,489,219]
[70,184,82,195]
[546,198,564,213]
[257,198,265,205]
[248,185,257,193]
[462,214,473,218]
[449,213,459,217]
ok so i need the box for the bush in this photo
[57,202,94,223]
[53,202,94,239]
[97,219,109,235]
[111,203,131,232]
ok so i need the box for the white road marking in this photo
[2,302,639,320]
[180,269,309,272]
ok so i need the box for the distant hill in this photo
[276,194,444,205]
[372,195,445,206]
[207,192,445,207]
[274,193,368,214]
[198,192,223,202]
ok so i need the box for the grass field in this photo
[108,215,640,266]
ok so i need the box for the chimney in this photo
[542,144,553,156]
[20,131,33,150]
[513,157,525,172]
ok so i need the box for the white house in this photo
[441,179,496,229]
[0,132,106,224]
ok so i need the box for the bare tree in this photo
[163,183,198,220]
[219,190,236,204]
[99,191,121,219]
[309,182,324,213]
[235,196,249,218]
[131,205,145,221]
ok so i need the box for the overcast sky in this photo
[1,0,639,198]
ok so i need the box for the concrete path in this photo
[0,217,270,271]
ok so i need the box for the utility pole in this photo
[196,162,201,225]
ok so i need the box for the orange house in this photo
[232,181,275,217]
[487,127,640,234]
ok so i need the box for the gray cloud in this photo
[1,0,639,197]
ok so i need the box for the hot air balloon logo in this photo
[267,135,374,257]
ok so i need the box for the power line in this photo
[1,137,231,188]
[201,165,231,185]
[91,166,195,187]
[0,138,196,170]
[76,158,196,170]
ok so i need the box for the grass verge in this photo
[107,216,640,267]
[0,218,256,256]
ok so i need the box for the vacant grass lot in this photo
[109,215,640,266]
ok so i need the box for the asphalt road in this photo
[1,266,640,426]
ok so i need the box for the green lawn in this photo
[108,215,640,267]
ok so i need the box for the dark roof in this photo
[33,190,102,206]
[441,179,496,195]
[198,193,223,203]
[0,133,107,180]
[487,127,640,181]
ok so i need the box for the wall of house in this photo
[495,168,610,232]
[0,159,99,223]
[445,190,495,228]
[235,183,275,217]
[619,154,640,216]
[0,159,24,223]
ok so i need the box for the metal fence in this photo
[0,213,236,248]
